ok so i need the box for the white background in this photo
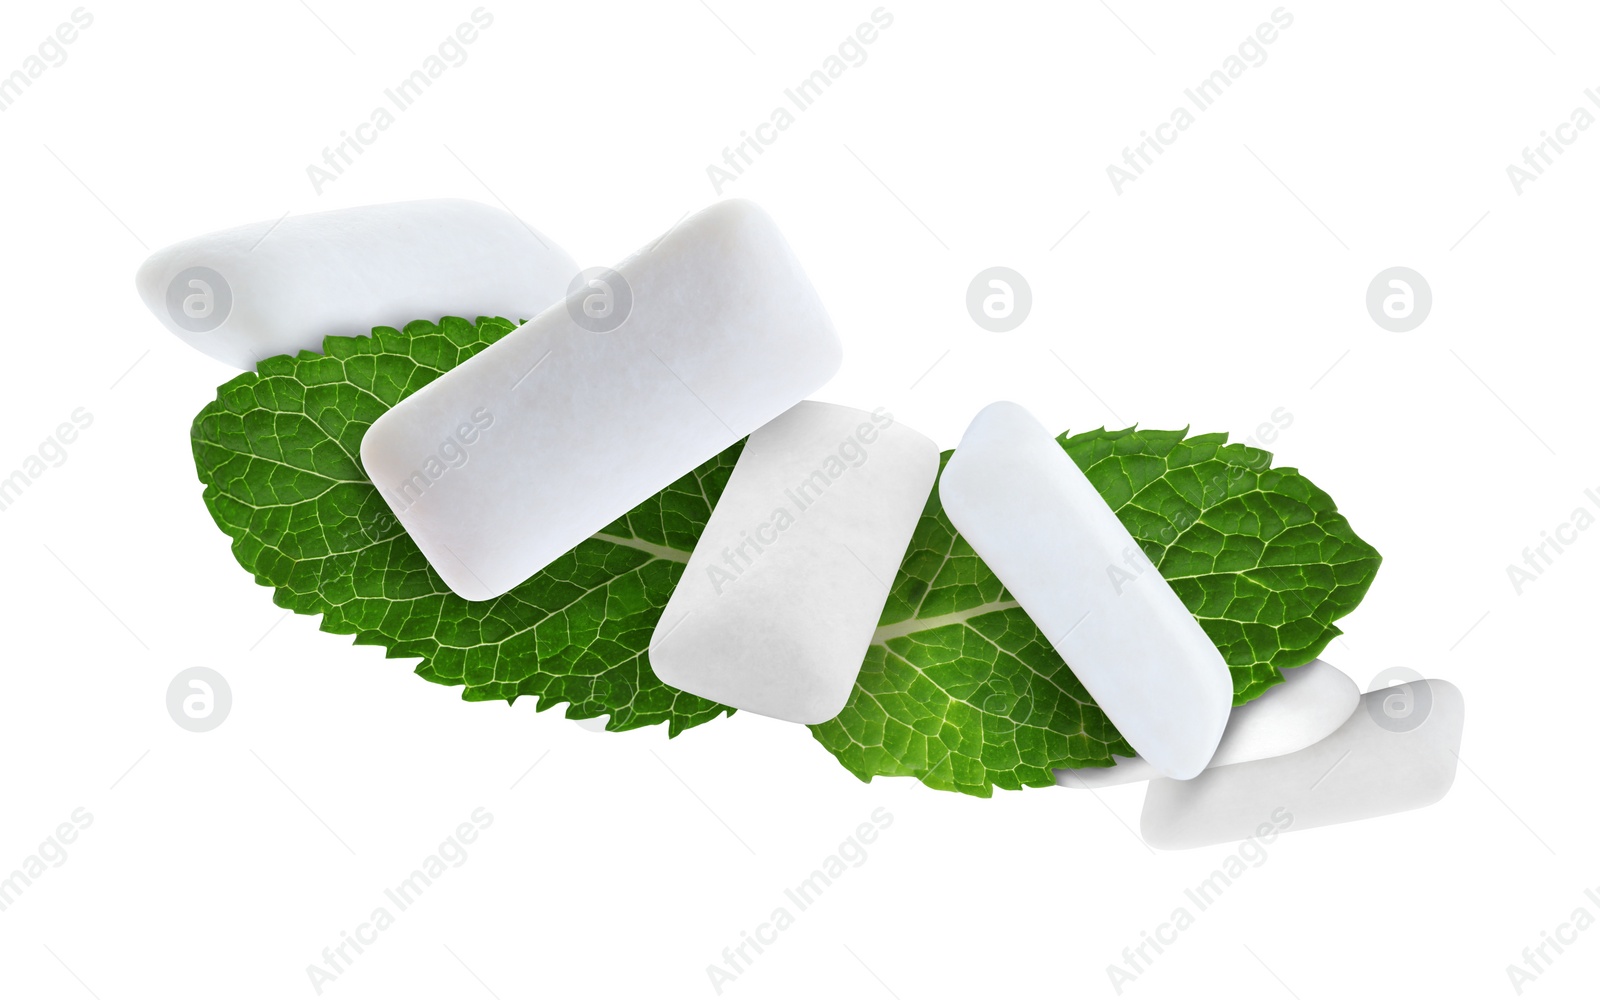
[1,1,1596,997]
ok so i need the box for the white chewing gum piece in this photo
[135,199,577,370]
[938,401,1233,780]
[361,200,843,602]
[1056,659,1361,788]
[649,402,938,725]
[1139,679,1465,850]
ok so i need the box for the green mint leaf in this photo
[190,316,737,736]
[810,427,1381,796]
[190,318,1380,782]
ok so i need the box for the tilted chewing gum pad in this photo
[649,402,938,725]
[361,200,844,602]
[1139,679,1465,850]
[135,199,577,370]
[939,401,1233,780]
[1056,658,1360,788]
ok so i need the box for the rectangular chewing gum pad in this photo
[360,200,844,602]
[1139,679,1465,850]
[1057,658,1361,789]
[938,401,1234,780]
[649,402,939,725]
[135,200,578,370]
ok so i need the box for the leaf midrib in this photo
[870,598,1021,644]
[591,532,692,565]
